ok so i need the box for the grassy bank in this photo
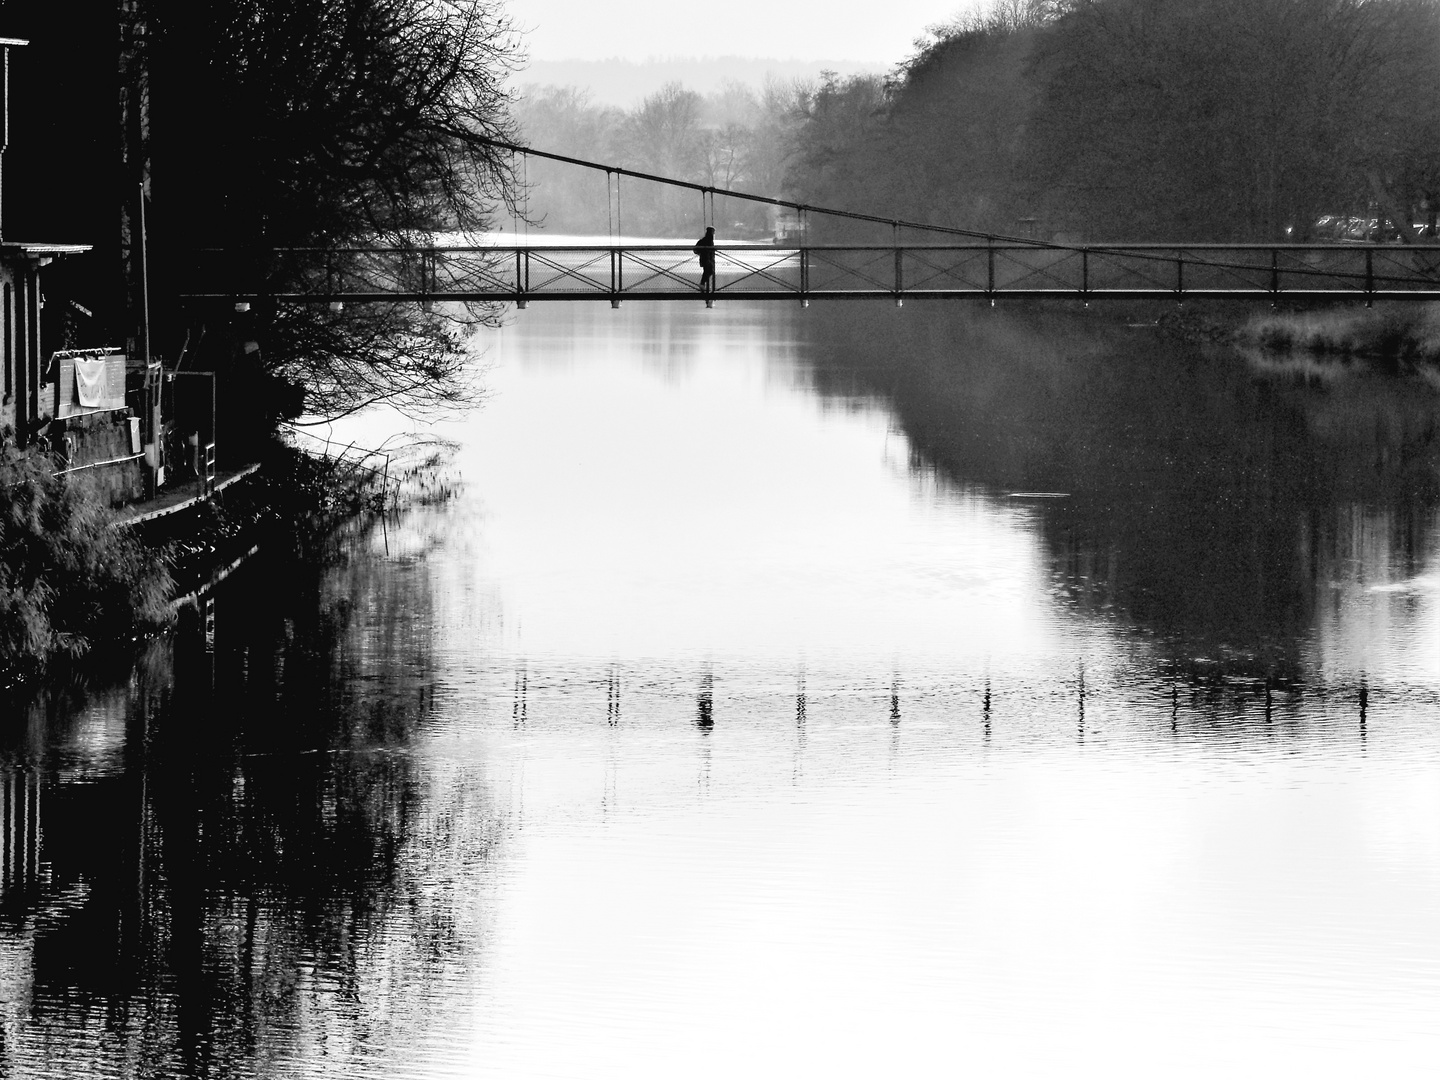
[0,436,173,686]
[1236,303,1440,364]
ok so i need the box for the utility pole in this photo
[0,37,31,243]
[119,2,150,359]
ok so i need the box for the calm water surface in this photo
[2,302,1439,1077]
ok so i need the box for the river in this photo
[2,300,1438,1077]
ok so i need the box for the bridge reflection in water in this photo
[181,241,1440,306]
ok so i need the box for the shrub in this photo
[1240,303,1440,362]
[0,434,173,682]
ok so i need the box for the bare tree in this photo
[621,82,706,232]
[144,0,524,434]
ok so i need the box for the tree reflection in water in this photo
[0,303,1435,1076]
[803,300,1440,682]
[0,518,493,1078]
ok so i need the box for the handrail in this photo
[187,241,1440,253]
[178,241,1440,305]
[53,451,145,477]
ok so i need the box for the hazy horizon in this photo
[515,56,888,107]
[508,0,971,66]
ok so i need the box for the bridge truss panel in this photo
[178,243,1440,304]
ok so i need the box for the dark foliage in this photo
[143,0,523,424]
[783,0,1440,244]
[149,0,521,248]
[0,0,523,429]
[0,437,172,683]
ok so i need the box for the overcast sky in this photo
[509,0,974,65]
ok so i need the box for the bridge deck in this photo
[178,243,1440,304]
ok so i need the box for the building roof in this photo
[0,241,92,260]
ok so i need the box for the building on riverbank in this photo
[0,35,157,506]
[0,242,92,446]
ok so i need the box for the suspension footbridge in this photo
[177,140,1440,306]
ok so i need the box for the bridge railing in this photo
[179,243,1440,303]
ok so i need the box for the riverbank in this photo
[1152,300,1440,370]
[131,440,394,603]
[0,435,443,689]
[1237,303,1440,366]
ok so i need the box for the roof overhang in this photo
[0,241,92,267]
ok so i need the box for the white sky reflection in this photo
[447,306,1061,668]
[335,303,1438,1079]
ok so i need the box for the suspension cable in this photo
[475,134,1054,248]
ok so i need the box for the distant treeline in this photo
[517,0,1440,243]
[512,80,809,237]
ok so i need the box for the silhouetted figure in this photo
[694,226,717,295]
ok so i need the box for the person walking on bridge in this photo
[694,226,717,296]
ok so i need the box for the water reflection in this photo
[0,529,499,1079]
[805,300,1440,684]
[0,301,1436,1077]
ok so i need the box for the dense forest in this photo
[517,0,1440,244]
